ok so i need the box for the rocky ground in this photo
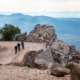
[0,41,70,80]
[0,65,70,80]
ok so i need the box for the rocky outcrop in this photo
[50,63,70,77]
[22,48,54,69]
[35,47,54,69]
[21,24,80,68]
[22,51,37,67]
[22,49,43,67]
[51,39,69,66]
[71,63,80,80]
[68,45,80,64]
[26,24,57,44]
[25,24,71,66]
[69,45,76,55]
[51,39,69,55]
[16,32,27,41]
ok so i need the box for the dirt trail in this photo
[0,41,46,65]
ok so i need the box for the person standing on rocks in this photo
[17,43,20,51]
[14,45,17,54]
[21,40,24,49]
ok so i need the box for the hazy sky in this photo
[0,0,80,13]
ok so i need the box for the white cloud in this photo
[0,0,80,13]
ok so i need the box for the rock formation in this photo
[25,24,71,66]
[35,47,54,69]
[71,63,80,80]
[69,45,76,55]
[68,45,80,64]
[26,24,57,44]
[51,39,69,66]
[16,32,27,41]
[22,24,80,68]
[22,48,53,69]
[22,51,37,67]
[22,49,43,67]
[50,63,70,77]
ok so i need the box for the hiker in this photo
[17,42,20,51]
[14,46,17,54]
[21,40,24,49]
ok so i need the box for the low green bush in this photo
[65,64,72,69]
[57,53,61,57]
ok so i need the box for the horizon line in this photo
[0,12,80,18]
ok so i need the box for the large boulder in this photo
[51,39,70,66]
[26,24,57,44]
[68,45,80,64]
[51,39,69,55]
[22,47,54,69]
[50,63,70,77]
[22,51,37,67]
[69,45,76,55]
[71,63,80,80]
[35,47,54,69]
[69,53,80,64]
[16,32,27,41]
[22,49,43,67]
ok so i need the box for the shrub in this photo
[65,64,72,69]
[0,24,21,41]
[57,53,61,57]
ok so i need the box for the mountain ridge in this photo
[0,13,80,50]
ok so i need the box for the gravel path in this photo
[0,65,70,80]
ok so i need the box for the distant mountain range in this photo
[0,13,80,50]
